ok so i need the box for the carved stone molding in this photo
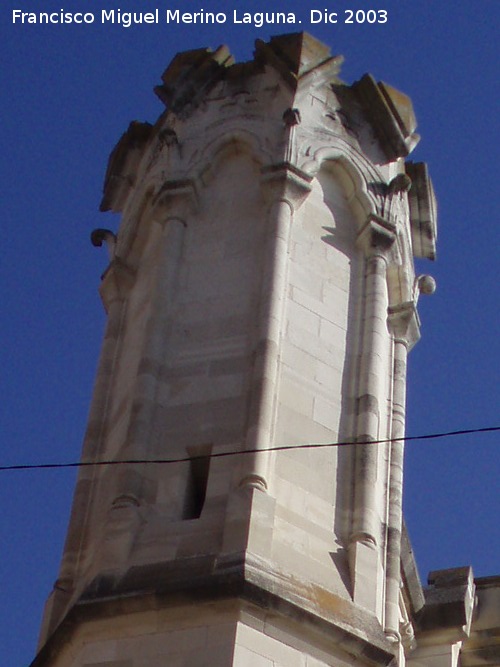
[388,302,421,351]
[151,178,197,218]
[405,161,438,260]
[260,162,312,210]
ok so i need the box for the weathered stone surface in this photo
[405,161,438,260]
[100,121,153,213]
[461,576,500,667]
[353,75,420,160]
[418,567,476,637]
[34,32,447,667]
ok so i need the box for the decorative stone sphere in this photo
[418,274,437,295]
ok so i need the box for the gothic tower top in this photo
[32,33,450,667]
[100,32,436,267]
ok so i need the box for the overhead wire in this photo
[0,425,498,472]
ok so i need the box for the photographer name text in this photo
[12,8,389,28]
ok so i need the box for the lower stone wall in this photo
[33,598,385,667]
[234,617,353,667]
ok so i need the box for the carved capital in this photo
[260,163,312,210]
[357,213,397,257]
[388,301,421,351]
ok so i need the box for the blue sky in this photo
[1,1,498,664]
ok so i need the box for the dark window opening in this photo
[182,446,211,520]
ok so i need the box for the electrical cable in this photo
[0,425,498,472]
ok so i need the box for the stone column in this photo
[349,213,396,613]
[222,167,309,561]
[102,184,192,568]
[238,166,310,492]
[385,302,420,641]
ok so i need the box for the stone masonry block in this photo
[313,358,343,391]
[80,639,118,663]
[286,297,321,335]
[166,373,245,407]
[233,645,274,667]
[237,622,307,667]
[281,342,319,378]
[291,287,346,325]
[312,395,341,433]
[279,376,315,418]
[321,284,349,323]
[272,477,308,516]
[288,261,324,300]
[318,318,347,346]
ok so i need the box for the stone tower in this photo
[34,34,443,667]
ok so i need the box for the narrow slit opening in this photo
[183,446,212,519]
